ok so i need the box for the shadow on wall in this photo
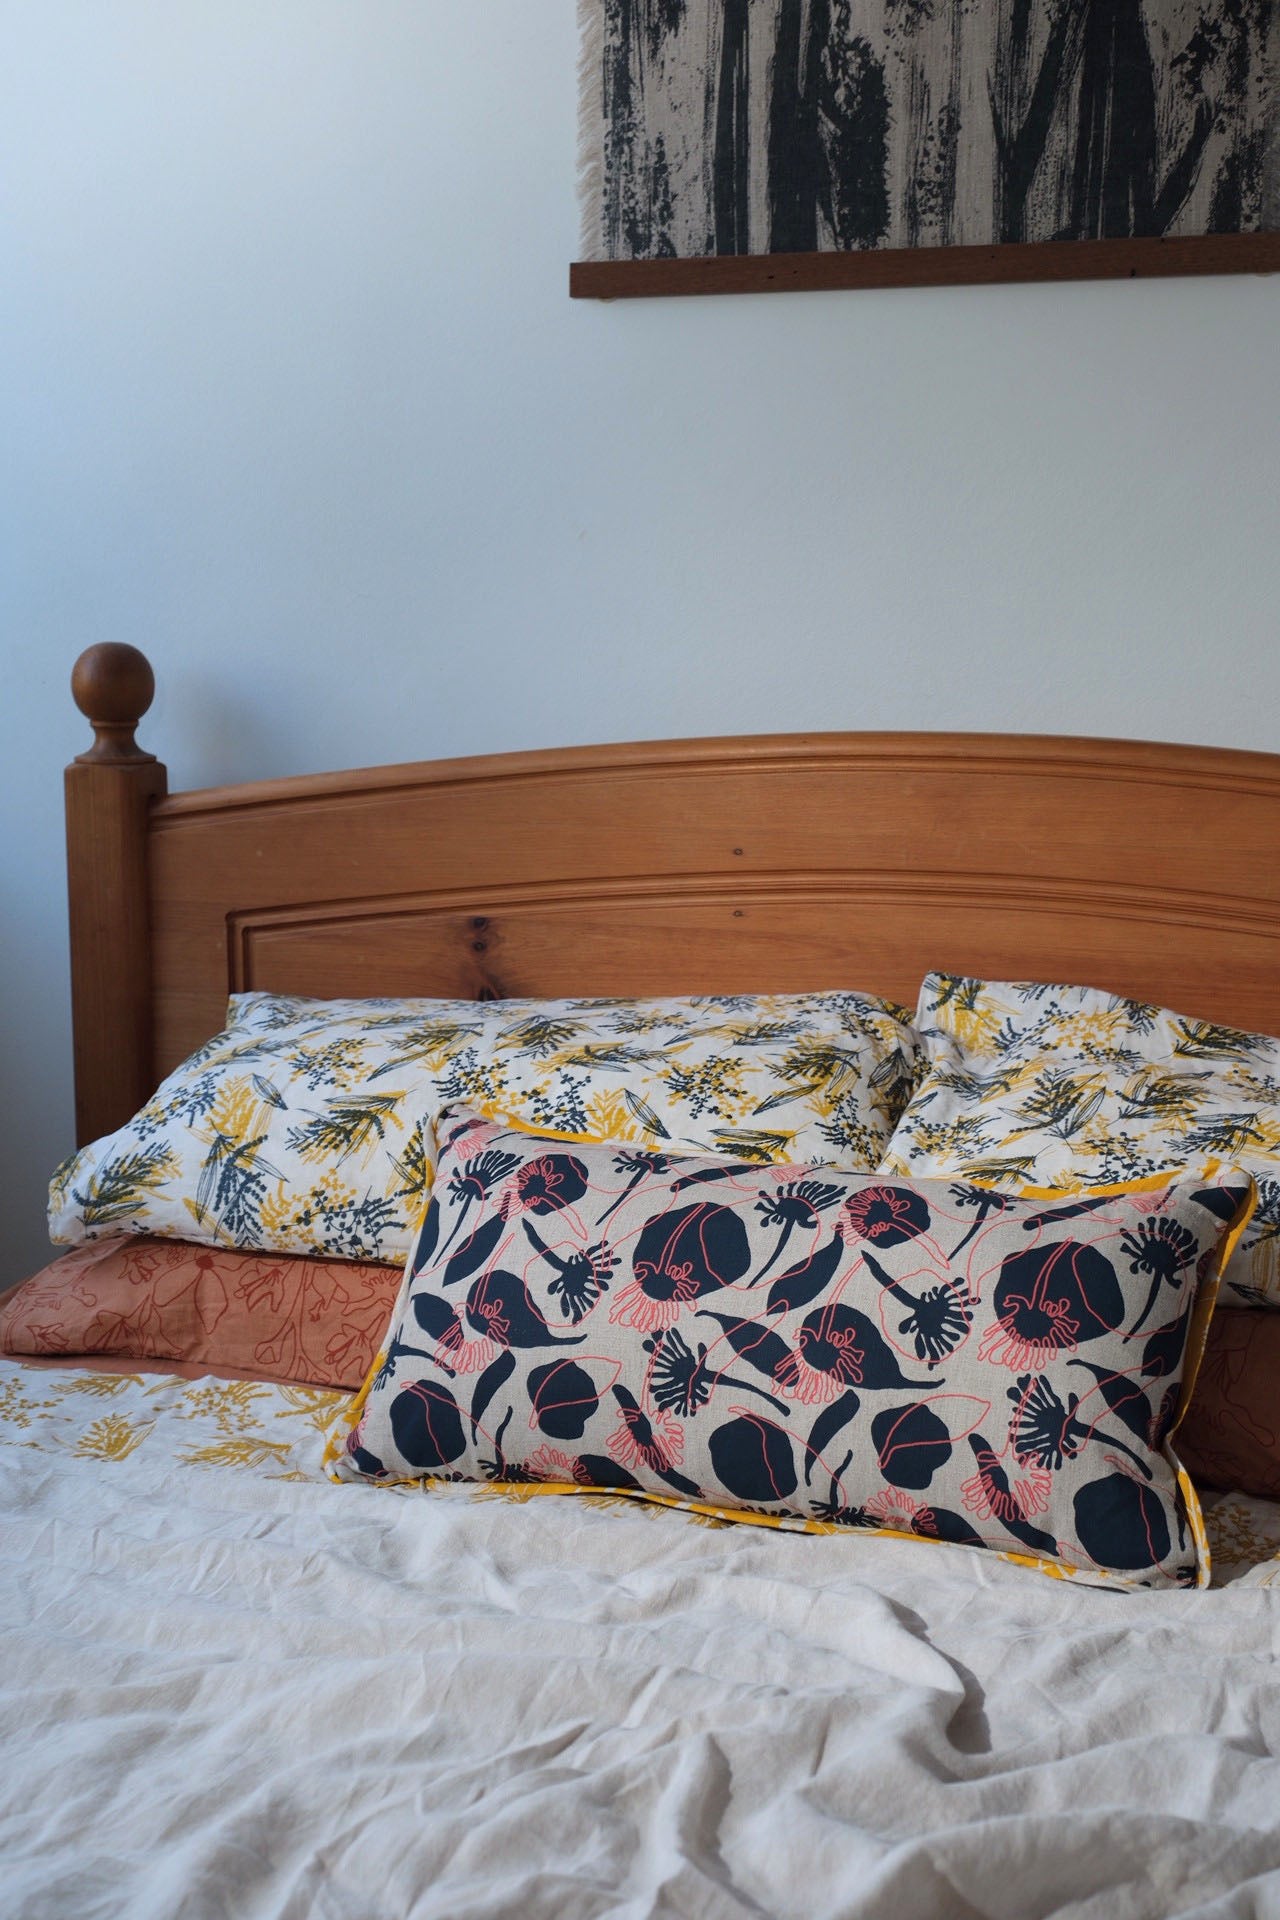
[1,656,282,1294]
[158,663,308,790]
[0,903,72,1289]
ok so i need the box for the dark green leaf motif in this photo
[471,1350,517,1439]
[765,1234,845,1317]
[805,1391,862,1483]
[286,1094,401,1160]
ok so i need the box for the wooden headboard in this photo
[65,644,1280,1149]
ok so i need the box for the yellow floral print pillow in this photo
[48,990,921,1265]
[48,993,499,1263]
[464,991,921,1171]
[880,974,1280,1308]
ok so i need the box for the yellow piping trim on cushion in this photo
[330,1141,1249,1587]
[976,1157,1255,1590]
[469,1102,805,1165]
[330,1472,1189,1591]
[471,1102,713,1156]
[322,1350,385,1471]
[322,1247,423,1471]
[473,1105,603,1147]
[1175,1460,1213,1588]
[323,1175,440,1471]
[988,1161,1220,1203]
[1169,1175,1257,1589]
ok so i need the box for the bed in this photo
[3,643,1280,1920]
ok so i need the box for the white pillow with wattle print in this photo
[881,973,1280,1309]
[48,987,922,1265]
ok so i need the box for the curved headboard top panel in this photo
[64,651,1280,1146]
[150,727,1280,1056]
[153,726,1280,815]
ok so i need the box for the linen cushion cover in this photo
[331,1108,1254,1590]
[1,1236,401,1389]
[881,974,1280,1309]
[48,989,920,1265]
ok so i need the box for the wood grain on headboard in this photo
[66,648,1280,1147]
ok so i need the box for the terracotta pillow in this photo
[1180,1310,1280,1501]
[0,1236,402,1389]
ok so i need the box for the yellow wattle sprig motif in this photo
[48,989,922,1265]
[885,974,1280,1309]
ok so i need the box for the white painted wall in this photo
[1,2,1277,1285]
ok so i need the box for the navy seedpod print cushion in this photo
[332,1109,1255,1590]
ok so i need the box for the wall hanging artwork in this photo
[572,0,1280,296]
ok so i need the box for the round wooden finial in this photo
[71,644,157,764]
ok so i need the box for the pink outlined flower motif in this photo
[469,1290,510,1342]
[960,1457,1016,1523]
[863,1487,926,1531]
[752,1177,846,1282]
[526,1444,578,1483]
[983,1242,1121,1371]
[439,1111,495,1157]
[448,1149,519,1209]
[837,1185,932,1250]
[960,1446,1052,1524]
[525,1226,619,1324]
[773,1349,845,1406]
[613,1201,751,1332]
[502,1153,589,1219]
[1007,1460,1054,1517]
[429,1316,499,1375]
[773,1309,863,1406]
[1007,1372,1085,1471]
[609,1267,699,1333]
[607,1400,684,1475]
[441,1148,521,1253]
[597,1149,675,1226]
[977,1299,1081,1373]
[1124,1217,1198,1276]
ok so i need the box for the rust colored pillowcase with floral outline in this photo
[1178,1309,1280,1501]
[0,1236,402,1389]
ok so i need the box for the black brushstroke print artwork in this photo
[583,0,1279,259]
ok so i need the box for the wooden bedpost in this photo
[66,645,168,1146]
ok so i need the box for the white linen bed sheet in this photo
[2,1357,1279,1920]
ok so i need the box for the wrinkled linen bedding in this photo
[2,1359,1279,1920]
